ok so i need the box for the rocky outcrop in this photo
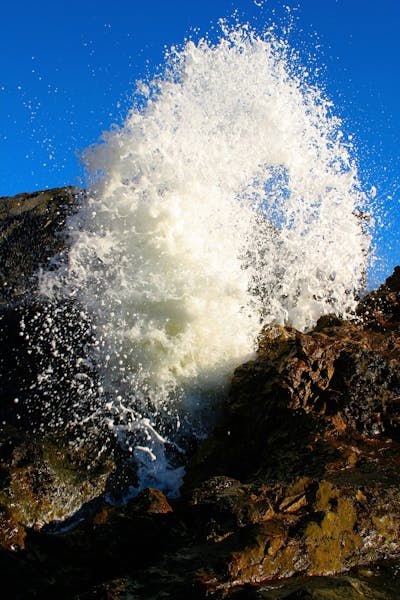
[178,269,400,593]
[1,188,400,597]
[357,265,400,330]
[0,188,119,541]
[0,188,87,422]
[0,268,397,598]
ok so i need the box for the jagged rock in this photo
[131,487,174,514]
[0,507,26,551]
[0,187,132,544]
[184,318,400,487]
[0,487,184,598]
[2,187,400,597]
[47,271,400,598]
[177,271,400,592]
[0,187,96,428]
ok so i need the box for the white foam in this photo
[40,22,371,494]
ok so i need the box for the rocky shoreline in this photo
[1,188,400,598]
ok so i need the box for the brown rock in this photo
[0,427,114,529]
[357,266,400,330]
[0,507,26,551]
[128,488,173,514]
[178,270,400,592]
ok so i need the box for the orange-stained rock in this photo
[0,508,26,551]
[129,488,173,514]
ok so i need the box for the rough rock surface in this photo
[178,269,400,594]
[0,189,118,542]
[1,188,400,598]
[0,426,114,534]
[0,187,87,424]
[0,187,80,303]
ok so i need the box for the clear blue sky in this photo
[1,0,399,284]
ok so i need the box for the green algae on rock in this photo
[0,427,114,533]
[178,268,400,592]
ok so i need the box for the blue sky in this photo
[1,0,399,284]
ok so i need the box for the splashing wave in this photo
[39,23,371,495]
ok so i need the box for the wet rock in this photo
[357,266,400,330]
[2,186,400,598]
[2,286,400,596]
[185,313,400,489]
[0,507,26,551]
[0,187,81,303]
[0,426,114,531]
[0,187,95,430]
[227,560,400,599]
[176,271,400,592]
[0,487,185,598]
[176,473,400,594]
[0,186,138,553]
[131,487,174,514]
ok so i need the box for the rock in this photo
[0,186,134,543]
[184,318,400,487]
[130,487,174,514]
[0,298,101,432]
[3,288,400,596]
[2,186,400,597]
[0,487,184,598]
[226,560,400,598]
[0,507,26,551]
[177,274,400,592]
[0,187,96,429]
[357,265,400,330]
[0,187,81,304]
[0,426,114,532]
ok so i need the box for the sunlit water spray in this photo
[38,22,371,496]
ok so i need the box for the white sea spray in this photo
[39,23,371,495]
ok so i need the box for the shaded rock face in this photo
[0,299,97,432]
[0,187,91,427]
[186,316,400,487]
[1,268,399,599]
[0,188,123,540]
[0,187,80,304]
[357,265,400,330]
[172,269,400,594]
[1,187,400,598]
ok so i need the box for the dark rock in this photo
[184,318,400,488]
[0,187,93,429]
[226,560,400,598]
[0,187,81,304]
[0,506,26,551]
[176,274,400,592]
[0,488,185,598]
[357,266,400,330]
[130,487,174,514]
